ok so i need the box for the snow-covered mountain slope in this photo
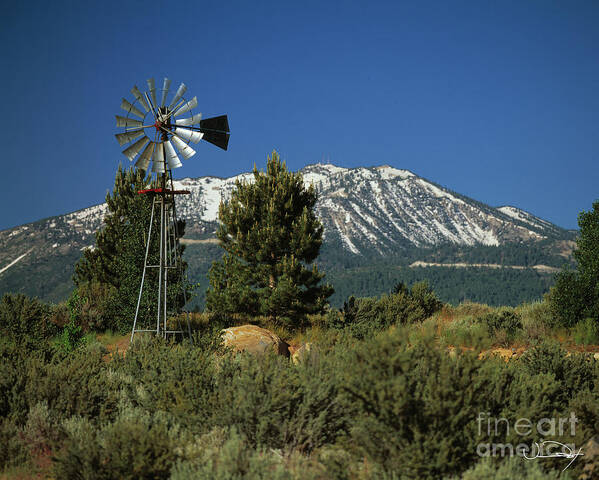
[497,205,563,236]
[0,163,568,264]
[168,164,565,254]
[0,162,574,302]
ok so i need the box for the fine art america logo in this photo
[476,412,584,471]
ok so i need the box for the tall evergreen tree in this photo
[206,151,333,324]
[74,165,189,332]
[550,200,599,326]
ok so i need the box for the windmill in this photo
[114,77,230,342]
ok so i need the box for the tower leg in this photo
[163,199,168,338]
[156,195,164,336]
[131,171,193,343]
[131,195,156,343]
[170,175,193,343]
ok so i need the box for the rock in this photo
[288,345,300,356]
[221,325,289,357]
[291,342,318,364]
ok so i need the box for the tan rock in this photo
[291,342,318,364]
[221,325,289,357]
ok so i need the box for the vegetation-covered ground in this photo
[1,291,599,479]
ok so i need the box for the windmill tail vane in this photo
[114,77,230,342]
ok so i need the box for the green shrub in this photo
[0,341,40,423]
[515,341,596,408]
[517,301,555,342]
[451,302,494,319]
[453,456,573,480]
[0,293,58,343]
[410,281,444,319]
[171,428,291,480]
[54,408,187,480]
[115,336,217,429]
[548,270,589,328]
[480,308,522,345]
[340,282,443,339]
[21,401,62,458]
[573,317,599,345]
[24,348,122,424]
[441,316,492,349]
[53,321,85,354]
[212,350,347,453]
[0,417,28,471]
[338,331,510,478]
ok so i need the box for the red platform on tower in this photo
[137,188,191,195]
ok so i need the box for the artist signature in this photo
[524,440,584,471]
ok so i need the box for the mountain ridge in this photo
[0,163,574,304]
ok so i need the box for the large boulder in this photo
[221,325,290,357]
[290,342,319,364]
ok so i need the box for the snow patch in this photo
[375,165,415,180]
[0,249,33,275]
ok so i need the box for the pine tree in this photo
[550,200,599,326]
[74,165,189,332]
[206,151,333,325]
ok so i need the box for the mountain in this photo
[0,163,575,306]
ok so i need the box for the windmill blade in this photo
[135,141,155,170]
[164,141,183,169]
[175,127,203,143]
[115,115,143,128]
[168,83,187,109]
[115,129,144,146]
[160,77,171,107]
[173,96,197,117]
[199,115,230,133]
[175,112,202,126]
[146,78,157,109]
[201,131,230,151]
[120,98,145,119]
[171,135,197,160]
[152,142,166,173]
[130,85,150,112]
[122,136,149,161]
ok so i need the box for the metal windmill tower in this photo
[114,77,230,342]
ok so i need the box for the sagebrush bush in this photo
[54,407,188,480]
[452,456,574,480]
[66,282,116,332]
[573,317,599,345]
[339,282,443,339]
[479,307,523,345]
[0,293,58,343]
[515,341,596,401]
[0,417,28,471]
[21,401,62,458]
[517,301,554,342]
[440,316,492,349]
[450,302,494,319]
[337,330,511,478]
[111,336,217,431]
[212,350,347,452]
[170,428,291,480]
[24,347,122,424]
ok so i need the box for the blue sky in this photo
[0,0,597,230]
